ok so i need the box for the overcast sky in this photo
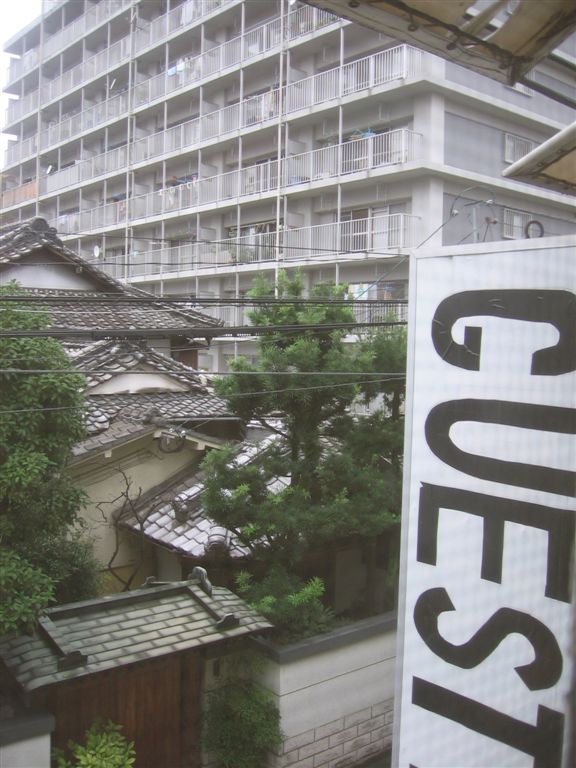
[1,0,43,168]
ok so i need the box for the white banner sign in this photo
[394,238,575,768]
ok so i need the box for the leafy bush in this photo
[204,678,282,768]
[0,548,54,635]
[54,719,135,768]
[236,565,335,643]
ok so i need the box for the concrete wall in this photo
[0,713,54,768]
[259,614,397,768]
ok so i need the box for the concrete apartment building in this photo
[1,0,575,371]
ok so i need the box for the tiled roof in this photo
[0,580,271,693]
[11,288,222,333]
[120,435,284,560]
[0,218,136,295]
[72,339,206,390]
[78,391,234,448]
[0,219,222,332]
[71,421,157,459]
[66,339,236,442]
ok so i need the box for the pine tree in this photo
[201,272,406,621]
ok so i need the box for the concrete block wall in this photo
[270,698,394,768]
[258,613,397,768]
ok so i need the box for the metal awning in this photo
[303,0,576,88]
[502,121,576,195]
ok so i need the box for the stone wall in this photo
[271,699,394,768]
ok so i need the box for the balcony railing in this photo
[100,213,418,281]
[39,91,130,151]
[7,48,39,84]
[0,179,38,209]
[134,0,238,55]
[6,89,40,124]
[132,7,337,110]
[42,36,131,105]
[34,44,421,195]
[128,129,420,226]
[42,0,132,60]
[161,298,408,328]
[50,130,419,233]
[5,134,38,167]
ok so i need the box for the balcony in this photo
[5,89,40,125]
[4,135,38,167]
[131,7,337,111]
[101,213,419,281]
[39,91,130,151]
[7,48,39,84]
[133,0,238,55]
[167,298,408,328]
[42,36,131,106]
[0,179,38,209]
[125,129,422,226]
[27,42,420,175]
[42,0,132,60]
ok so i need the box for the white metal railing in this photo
[124,129,421,226]
[4,134,38,167]
[132,16,285,111]
[42,36,131,105]
[131,7,337,110]
[504,132,537,163]
[134,0,237,54]
[36,44,420,194]
[100,213,418,280]
[39,91,129,150]
[11,6,338,156]
[6,89,39,124]
[7,47,39,83]
[50,130,419,232]
[42,0,132,60]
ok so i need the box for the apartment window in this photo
[503,207,532,239]
[504,133,537,163]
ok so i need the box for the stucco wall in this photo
[0,713,54,768]
[259,614,397,767]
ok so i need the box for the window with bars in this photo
[504,132,537,163]
[502,207,531,239]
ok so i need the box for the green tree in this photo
[201,272,406,619]
[0,282,100,628]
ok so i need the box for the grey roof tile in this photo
[0,581,271,693]
[0,220,221,333]
[119,434,281,560]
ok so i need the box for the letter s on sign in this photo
[413,587,562,691]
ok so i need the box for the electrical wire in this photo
[0,375,402,417]
[0,368,405,377]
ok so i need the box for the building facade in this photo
[2,0,575,370]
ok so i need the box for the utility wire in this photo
[0,368,406,377]
[0,319,405,338]
[0,376,401,417]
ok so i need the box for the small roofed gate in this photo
[32,649,202,768]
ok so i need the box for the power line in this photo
[0,368,406,377]
[0,376,402,417]
[0,319,405,339]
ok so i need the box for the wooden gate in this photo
[33,650,202,768]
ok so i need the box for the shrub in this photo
[54,719,135,768]
[236,565,335,643]
[204,678,282,768]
